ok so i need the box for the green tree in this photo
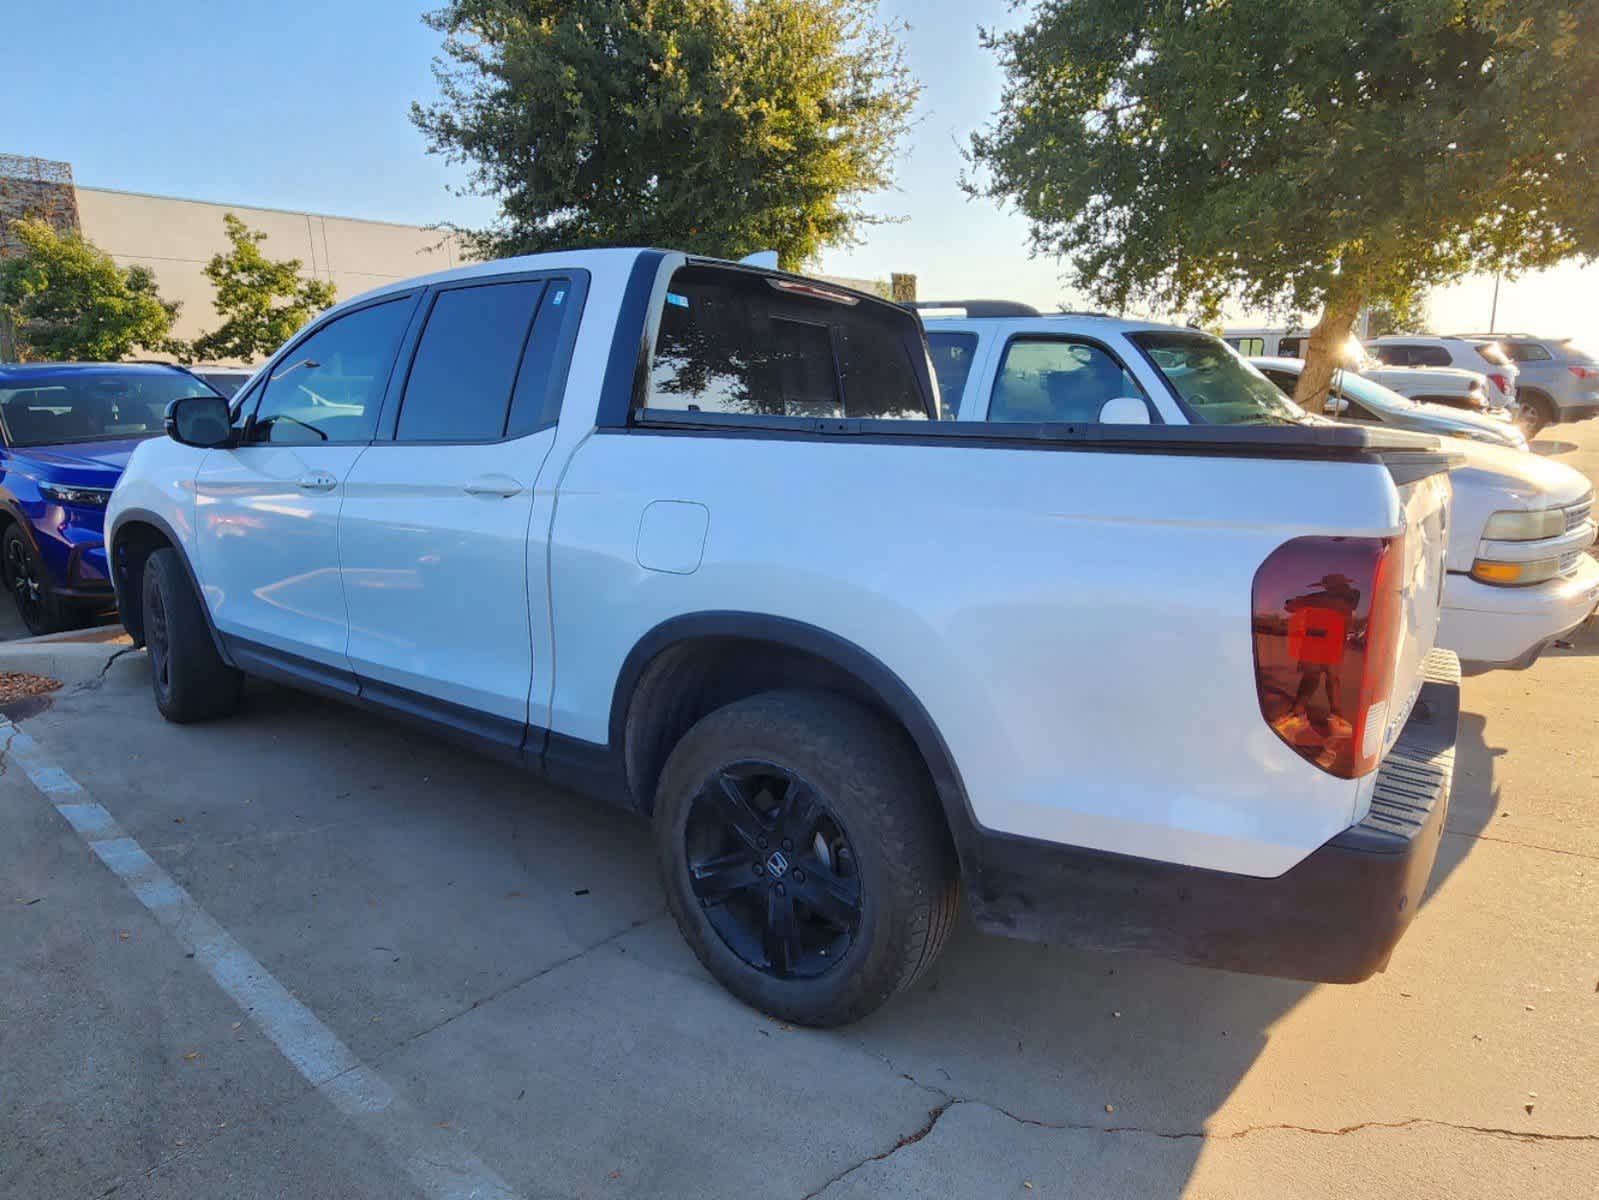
[411,0,918,269]
[0,217,180,361]
[968,1,1599,410]
[1365,294,1431,340]
[190,214,337,363]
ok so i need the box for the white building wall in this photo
[74,187,468,362]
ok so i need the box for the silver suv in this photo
[1451,333,1599,435]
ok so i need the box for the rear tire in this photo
[1516,393,1554,439]
[654,690,959,1026]
[141,548,242,722]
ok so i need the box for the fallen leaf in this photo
[607,1170,622,1181]
[183,1051,199,1061]
[173,817,184,824]
[231,1022,241,1031]
[1024,1184,1034,1191]
[1524,1103,1535,1115]
[1105,1104,1115,1113]
[118,931,130,941]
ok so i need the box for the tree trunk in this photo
[1290,289,1366,416]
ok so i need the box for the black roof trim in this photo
[907,300,1043,318]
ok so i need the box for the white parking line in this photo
[2,716,523,1200]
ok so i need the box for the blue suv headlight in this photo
[39,482,114,508]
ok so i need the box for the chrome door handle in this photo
[463,475,524,499]
[296,471,338,493]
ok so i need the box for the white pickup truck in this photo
[108,253,1460,1024]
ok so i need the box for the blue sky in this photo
[5,0,1592,340]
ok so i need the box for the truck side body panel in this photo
[546,426,1423,878]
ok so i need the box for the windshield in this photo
[0,372,218,447]
[1333,370,1414,412]
[1129,331,1304,425]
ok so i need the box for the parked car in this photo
[109,254,1460,1024]
[187,365,256,399]
[1225,326,1507,418]
[0,362,222,635]
[1365,335,1520,411]
[1251,358,1597,672]
[1249,355,1527,450]
[1449,333,1599,435]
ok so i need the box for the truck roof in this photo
[920,311,1200,338]
[329,247,898,324]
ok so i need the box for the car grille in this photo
[1560,550,1583,577]
[1563,495,1593,534]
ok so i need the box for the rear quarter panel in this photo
[548,431,1416,876]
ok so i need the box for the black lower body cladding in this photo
[964,650,1461,984]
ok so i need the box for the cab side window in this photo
[989,338,1150,423]
[250,297,413,445]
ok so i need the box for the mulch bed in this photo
[0,672,62,706]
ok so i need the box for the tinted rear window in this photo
[644,266,929,421]
[398,281,544,442]
[1497,342,1551,363]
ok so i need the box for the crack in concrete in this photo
[71,645,139,694]
[1446,828,1599,863]
[799,1099,955,1200]
[0,725,17,776]
[799,1071,1599,1199]
[365,908,670,1071]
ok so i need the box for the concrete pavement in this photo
[3,424,1598,1199]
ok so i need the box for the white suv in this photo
[1365,335,1520,410]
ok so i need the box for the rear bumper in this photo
[1554,397,1599,422]
[1439,557,1599,672]
[965,650,1460,984]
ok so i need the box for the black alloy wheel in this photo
[685,762,863,980]
[145,573,172,702]
[3,527,63,636]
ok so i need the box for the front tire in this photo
[654,690,959,1026]
[141,548,242,722]
[4,526,67,637]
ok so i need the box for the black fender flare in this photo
[106,507,232,664]
[609,611,982,858]
[0,495,42,556]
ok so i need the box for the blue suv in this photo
[0,362,223,635]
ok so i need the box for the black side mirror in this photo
[166,394,235,449]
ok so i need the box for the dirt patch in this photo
[0,672,61,721]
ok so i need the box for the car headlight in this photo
[38,482,114,508]
[1470,557,1564,586]
[1481,508,1566,541]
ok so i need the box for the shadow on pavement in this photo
[833,681,1507,1196]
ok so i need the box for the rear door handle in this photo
[297,471,338,493]
[463,474,524,499]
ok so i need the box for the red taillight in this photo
[1569,364,1596,380]
[1251,535,1406,778]
[1487,372,1512,395]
